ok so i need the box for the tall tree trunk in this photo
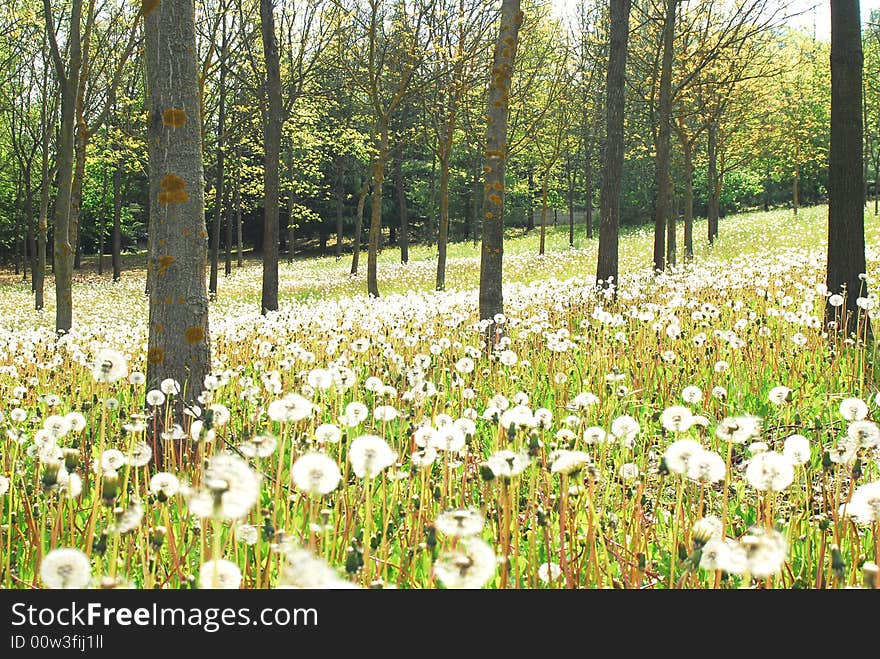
[584,129,593,240]
[683,144,694,261]
[539,175,549,255]
[826,0,869,337]
[225,195,232,276]
[596,0,630,292]
[210,19,227,299]
[24,169,33,284]
[335,157,345,260]
[44,0,83,332]
[395,149,409,264]
[286,182,295,263]
[144,0,211,433]
[260,0,282,314]
[471,156,480,246]
[436,150,450,290]
[763,163,771,212]
[367,126,387,298]
[112,160,122,282]
[526,169,535,232]
[566,155,574,248]
[479,0,522,326]
[235,182,243,267]
[36,139,50,310]
[653,0,676,272]
[707,121,719,244]
[351,175,369,276]
[98,166,106,275]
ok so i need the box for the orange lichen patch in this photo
[142,0,160,18]
[158,174,187,204]
[157,255,174,275]
[492,180,504,191]
[514,11,524,26]
[485,211,494,219]
[501,48,511,59]
[147,346,165,365]
[155,324,164,334]
[182,228,192,237]
[162,108,186,128]
[178,297,186,304]
[184,326,205,345]
[503,35,517,47]
[198,229,208,239]
[165,296,172,304]
[489,194,502,205]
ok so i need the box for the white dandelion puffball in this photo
[268,393,314,422]
[549,450,591,476]
[435,509,485,538]
[40,548,92,589]
[91,348,128,383]
[0,475,9,496]
[844,480,880,525]
[663,439,703,476]
[660,406,694,433]
[187,453,261,520]
[782,435,811,465]
[745,451,795,492]
[767,386,792,405]
[348,435,396,479]
[291,453,342,496]
[434,538,497,589]
[199,559,242,589]
[839,397,868,421]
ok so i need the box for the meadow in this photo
[0,204,879,589]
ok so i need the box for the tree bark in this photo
[526,168,535,232]
[112,160,122,282]
[596,0,631,292]
[826,0,870,337]
[235,182,243,267]
[566,155,574,248]
[98,165,106,275]
[539,174,549,255]
[395,148,409,264]
[44,0,82,333]
[436,151,450,290]
[707,121,719,244]
[35,133,50,310]
[335,157,345,260]
[260,0,282,314]
[367,126,387,297]
[479,0,522,325]
[144,0,211,427]
[653,0,676,272]
[683,145,694,261]
[210,18,227,299]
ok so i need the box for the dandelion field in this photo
[1,206,879,590]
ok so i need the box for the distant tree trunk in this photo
[24,169,34,284]
[210,20,227,299]
[286,187,295,263]
[112,160,122,282]
[335,157,345,260]
[596,0,631,292]
[144,0,211,432]
[367,126,387,297]
[44,0,82,333]
[235,183,243,267]
[395,149,409,264]
[436,150,450,290]
[683,145,694,261]
[479,0,522,326]
[539,174,549,255]
[526,169,535,232]
[653,0,676,272]
[566,155,574,247]
[584,129,593,240]
[707,121,719,244]
[763,163,771,212]
[471,156,480,246]
[224,197,232,276]
[351,176,369,276]
[260,0,282,314]
[826,0,870,338]
[98,166,106,275]
[71,123,87,271]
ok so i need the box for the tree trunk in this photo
[471,156,480,246]
[584,129,593,240]
[707,121,719,244]
[224,195,232,276]
[335,157,345,259]
[826,0,869,337]
[367,126,387,297]
[479,0,522,326]
[35,138,50,310]
[653,0,676,272]
[596,0,631,292]
[45,0,83,333]
[793,165,799,216]
[539,175,549,255]
[436,151,450,290]
[112,161,122,282]
[526,169,535,232]
[260,0,282,314]
[351,175,369,276]
[286,184,295,263]
[24,170,34,284]
[98,166,106,275]
[235,183,243,267]
[395,149,409,264]
[144,0,211,431]
[567,156,574,248]
[210,20,227,299]
[763,163,771,212]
